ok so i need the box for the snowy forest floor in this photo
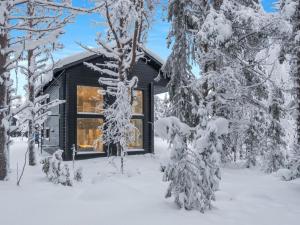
[0,138,300,225]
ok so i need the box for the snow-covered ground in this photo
[0,138,300,225]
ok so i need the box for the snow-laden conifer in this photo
[264,87,286,173]
[161,0,228,212]
[277,0,300,179]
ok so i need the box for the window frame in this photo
[76,85,105,115]
[76,117,104,153]
[75,85,106,154]
[74,85,145,153]
[132,89,144,116]
[129,89,145,151]
[127,118,144,151]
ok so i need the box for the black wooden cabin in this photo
[42,49,167,160]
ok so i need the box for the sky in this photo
[16,0,278,96]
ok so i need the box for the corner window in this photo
[77,118,104,152]
[77,86,104,114]
[128,119,143,149]
[132,90,143,115]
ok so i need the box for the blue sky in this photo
[55,0,277,59]
[16,0,278,96]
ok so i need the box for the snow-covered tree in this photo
[191,107,228,211]
[159,117,195,210]
[161,0,201,207]
[264,87,286,173]
[159,114,227,212]
[11,1,93,167]
[194,0,290,167]
[162,0,200,127]
[101,81,137,173]
[278,0,300,178]
[161,0,228,212]
[0,1,92,179]
[84,0,155,173]
[17,0,76,166]
[41,150,72,186]
[0,1,28,180]
[154,95,170,121]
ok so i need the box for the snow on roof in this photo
[141,47,165,65]
[54,50,96,71]
[54,47,165,72]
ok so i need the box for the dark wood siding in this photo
[43,71,66,155]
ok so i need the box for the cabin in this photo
[42,49,168,160]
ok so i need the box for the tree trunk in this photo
[28,68,36,165]
[0,31,8,180]
[27,3,36,166]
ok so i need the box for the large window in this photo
[77,118,104,152]
[76,86,144,152]
[77,86,104,114]
[132,90,143,115]
[128,119,143,149]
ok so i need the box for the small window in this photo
[77,118,104,153]
[42,128,50,138]
[132,90,143,115]
[77,86,104,114]
[128,119,143,149]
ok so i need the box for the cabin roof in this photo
[53,47,165,73]
[40,47,168,95]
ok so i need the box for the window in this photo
[132,90,143,115]
[128,119,143,149]
[46,129,50,139]
[42,128,50,138]
[77,86,104,114]
[77,118,104,152]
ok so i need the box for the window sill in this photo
[132,114,144,116]
[125,149,145,152]
[76,151,106,155]
[77,112,103,115]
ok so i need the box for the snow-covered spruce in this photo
[278,0,300,179]
[263,87,286,173]
[159,117,202,211]
[41,150,72,186]
[159,116,227,212]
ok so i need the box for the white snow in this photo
[54,46,164,72]
[0,138,300,225]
